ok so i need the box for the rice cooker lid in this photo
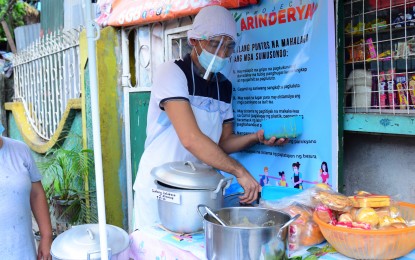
[51,224,129,259]
[151,161,224,190]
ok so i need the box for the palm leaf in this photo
[38,135,97,226]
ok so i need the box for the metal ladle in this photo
[197,205,301,231]
[197,204,228,226]
[277,213,301,238]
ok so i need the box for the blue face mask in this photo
[198,49,227,74]
[0,122,4,134]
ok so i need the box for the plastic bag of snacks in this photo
[346,191,407,230]
[260,184,331,252]
[312,189,354,212]
[314,189,408,230]
[285,204,325,250]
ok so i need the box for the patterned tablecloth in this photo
[125,225,415,260]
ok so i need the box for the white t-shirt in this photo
[0,137,42,260]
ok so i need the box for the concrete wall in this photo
[79,27,127,229]
[8,111,83,176]
[343,132,415,203]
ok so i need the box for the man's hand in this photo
[236,172,261,204]
[256,129,289,146]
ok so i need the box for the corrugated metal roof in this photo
[14,23,41,51]
[40,0,64,35]
[64,0,97,31]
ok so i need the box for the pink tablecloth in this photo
[123,225,415,260]
[127,226,206,260]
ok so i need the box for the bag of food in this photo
[312,189,354,212]
[260,185,330,252]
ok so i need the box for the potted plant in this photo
[39,140,98,233]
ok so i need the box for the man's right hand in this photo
[236,172,261,204]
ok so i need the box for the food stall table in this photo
[128,226,205,260]
[126,225,415,260]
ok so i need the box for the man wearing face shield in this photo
[133,5,289,229]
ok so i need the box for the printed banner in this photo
[224,0,338,193]
[107,0,258,27]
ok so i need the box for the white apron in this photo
[133,63,223,230]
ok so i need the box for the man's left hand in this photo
[256,129,289,146]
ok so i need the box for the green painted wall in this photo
[91,27,126,228]
[129,91,151,183]
[80,26,127,229]
[344,114,415,135]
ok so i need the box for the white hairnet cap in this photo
[187,5,237,44]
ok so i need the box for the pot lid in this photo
[51,224,129,259]
[151,161,224,190]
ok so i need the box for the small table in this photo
[126,225,415,260]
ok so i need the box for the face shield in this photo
[197,36,237,79]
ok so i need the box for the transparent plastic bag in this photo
[260,185,329,251]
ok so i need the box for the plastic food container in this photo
[313,201,415,259]
[261,186,303,201]
[261,116,303,139]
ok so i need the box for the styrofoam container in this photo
[261,116,303,139]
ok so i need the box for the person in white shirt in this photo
[0,122,53,260]
[133,5,288,230]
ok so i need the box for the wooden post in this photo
[1,20,17,53]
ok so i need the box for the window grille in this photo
[343,0,415,115]
[164,25,193,61]
[122,18,193,89]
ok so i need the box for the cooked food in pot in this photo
[229,217,276,228]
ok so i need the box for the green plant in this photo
[39,143,98,225]
[288,244,337,260]
[0,0,26,42]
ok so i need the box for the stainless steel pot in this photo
[199,207,292,260]
[151,161,232,233]
[51,224,129,260]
